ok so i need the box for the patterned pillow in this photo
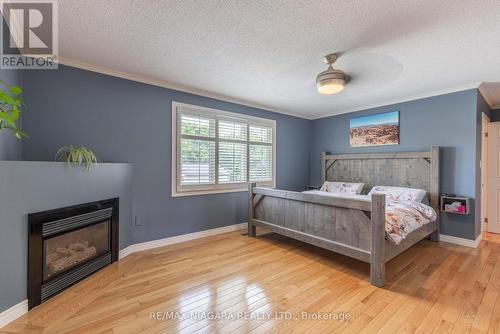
[367,186,427,202]
[320,181,364,195]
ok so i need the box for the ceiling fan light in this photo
[316,68,346,95]
[317,80,345,95]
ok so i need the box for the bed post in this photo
[321,152,326,184]
[429,146,440,241]
[248,182,256,237]
[370,193,386,287]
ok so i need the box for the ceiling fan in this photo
[316,53,347,95]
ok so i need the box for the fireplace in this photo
[28,198,119,309]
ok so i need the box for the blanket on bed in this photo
[302,190,437,244]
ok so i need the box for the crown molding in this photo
[311,82,482,120]
[57,57,312,120]
[56,58,491,119]
[478,82,500,109]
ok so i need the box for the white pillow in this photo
[320,181,364,195]
[368,186,427,202]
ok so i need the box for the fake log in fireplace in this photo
[28,198,119,310]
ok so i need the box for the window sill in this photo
[172,187,249,198]
[172,184,274,197]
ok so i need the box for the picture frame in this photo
[349,111,400,147]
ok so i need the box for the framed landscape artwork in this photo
[350,111,400,147]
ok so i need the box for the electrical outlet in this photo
[134,216,143,226]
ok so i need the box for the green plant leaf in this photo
[0,91,15,105]
[9,106,19,121]
[0,112,16,127]
[0,83,27,140]
[9,86,22,95]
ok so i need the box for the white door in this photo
[488,122,500,233]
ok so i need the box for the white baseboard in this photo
[439,233,482,248]
[0,300,28,328]
[119,222,247,259]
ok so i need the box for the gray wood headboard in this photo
[321,146,440,212]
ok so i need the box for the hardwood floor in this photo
[2,229,500,334]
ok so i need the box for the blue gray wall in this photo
[21,65,312,244]
[0,69,22,160]
[309,90,480,240]
[0,162,132,312]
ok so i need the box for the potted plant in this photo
[0,81,27,139]
[55,146,98,170]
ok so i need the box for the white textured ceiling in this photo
[58,0,500,119]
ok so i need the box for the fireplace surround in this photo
[28,198,119,309]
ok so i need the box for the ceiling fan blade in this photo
[345,74,355,84]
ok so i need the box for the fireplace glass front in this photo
[43,220,111,280]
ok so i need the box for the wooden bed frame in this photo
[247,146,440,287]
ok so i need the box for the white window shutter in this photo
[174,102,275,196]
[179,114,216,186]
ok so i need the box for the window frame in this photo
[171,101,276,197]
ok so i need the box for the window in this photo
[172,102,276,196]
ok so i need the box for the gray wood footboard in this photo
[247,183,388,287]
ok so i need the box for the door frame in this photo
[481,113,489,233]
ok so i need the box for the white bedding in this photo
[302,190,437,244]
